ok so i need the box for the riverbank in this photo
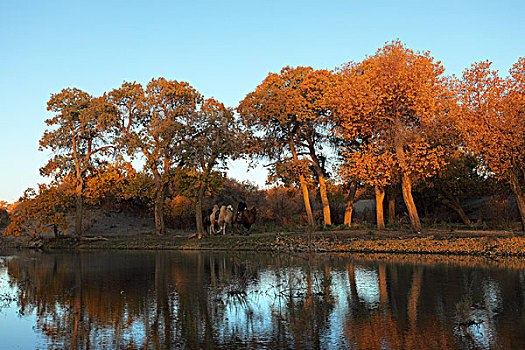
[2,229,525,258]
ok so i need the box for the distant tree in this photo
[238,66,334,226]
[109,79,202,235]
[263,186,304,226]
[428,152,490,225]
[457,59,525,229]
[0,206,9,231]
[39,89,115,236]
[0,201,12,230]
[0,200,12,211]
[330,41,453,231]
[6,183,72,237]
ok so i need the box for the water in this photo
[1,250,525,349]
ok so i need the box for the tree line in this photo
[3,40,525,236]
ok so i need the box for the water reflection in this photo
[1,250,525,349]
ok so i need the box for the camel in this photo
[233,201,257,234]
[217,204,234,235]
[207,204,220,236]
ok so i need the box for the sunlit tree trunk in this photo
[299,176,314,226]
[308,141,331,225]
[290,139,314,226]
[400,173,421,231]
[318,173,331,225]
[394,122,421,231]
[344,182,364,226]
[344,202,354,226]
[375,186,385,230]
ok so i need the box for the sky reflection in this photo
[1,251,525,349]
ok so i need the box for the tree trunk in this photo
[195,184,205,239]
[401,173,421,231]
[344,182,364,226]
[299,176,315,226]
[394,122,421,231]
[154,183,166,236]
[344,202,354,227]
[387,186,396,224]
[309,147,331,225]
[375,186,385,230]
[441,198,472,225]
[318,173,331,225]
[290,139,314,226]
[510,173,525,231]
[74,181,83,236]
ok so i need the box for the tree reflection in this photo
[4,251,525,349]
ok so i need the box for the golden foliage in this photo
[457,58,525,226]
[238,66,333,185]
[5,184,72,237]
[331,40,453,186]
[84,160,136,204]
[457,60,525,181]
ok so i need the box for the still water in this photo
[1,250,525,349]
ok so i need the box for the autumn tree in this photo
[183,99,246,238]
[6,183,72,237]
[40,89,115,236]
[238,66,334,226]
[108,79,203,235]
[331,41,453,231]
[0,202,10,231]
[457,59,525,229]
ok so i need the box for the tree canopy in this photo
[238,66,334,226]
[5,42,525,237]
[330,41,454,230]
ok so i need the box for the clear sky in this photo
[1,0,524,202]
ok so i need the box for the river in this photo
[1,250,524,349]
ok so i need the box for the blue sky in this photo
[1,0,524,202]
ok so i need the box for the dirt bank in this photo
[2,229,525,258]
